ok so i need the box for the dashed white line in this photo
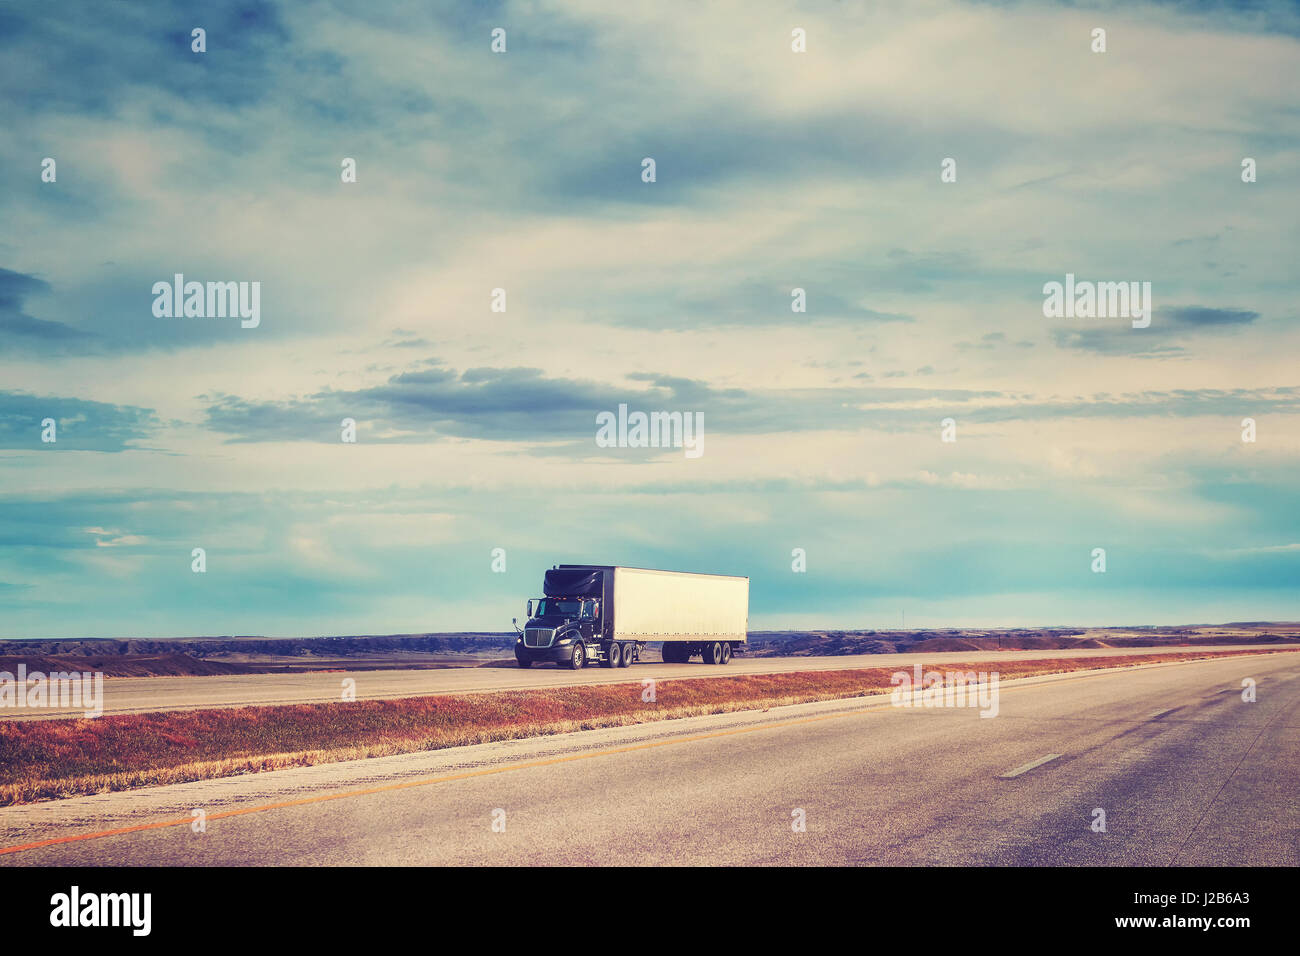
[997,754,1062,779]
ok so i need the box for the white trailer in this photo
[611,566,748,652]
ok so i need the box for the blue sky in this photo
[1,0,1298,638]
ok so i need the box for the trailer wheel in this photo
[720,642,732,665]
[702,641,722,665]
[619,643,634,667]
[568,643,586,670]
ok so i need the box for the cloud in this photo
[0,390,160,451]
[202,360,992,444]
[0,267,279,355]
[0,268,96,349]
[541,109,970,210]
[204,364,752,444]
[0,1,291,117]
[652,283,911,329]
[198,357,1300,448]
[1164,306,1259,327]
[1051,327,1186,356]
[1052,304,1264,355]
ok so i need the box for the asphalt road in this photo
[2,644,1289,720]
[2,650,1296,865]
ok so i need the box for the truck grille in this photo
[524,628,555,648]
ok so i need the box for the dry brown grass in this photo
[1,648,1289,804]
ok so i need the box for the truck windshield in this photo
[534,599,582,618]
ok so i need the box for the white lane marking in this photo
[997,753,1062,779]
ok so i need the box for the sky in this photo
[1,0,1298,638]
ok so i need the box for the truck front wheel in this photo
[568,643,586,670]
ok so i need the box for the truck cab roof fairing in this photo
[543,568,604,597]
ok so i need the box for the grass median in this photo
[0,648,1290,804]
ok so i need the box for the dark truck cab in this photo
[513,566,631,669]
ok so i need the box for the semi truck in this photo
[513,565,749,669]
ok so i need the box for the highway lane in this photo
[2,650,1296,865]
[2,643,1291,720]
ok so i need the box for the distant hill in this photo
[744,624,1300,657]
[0,634,516,659]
